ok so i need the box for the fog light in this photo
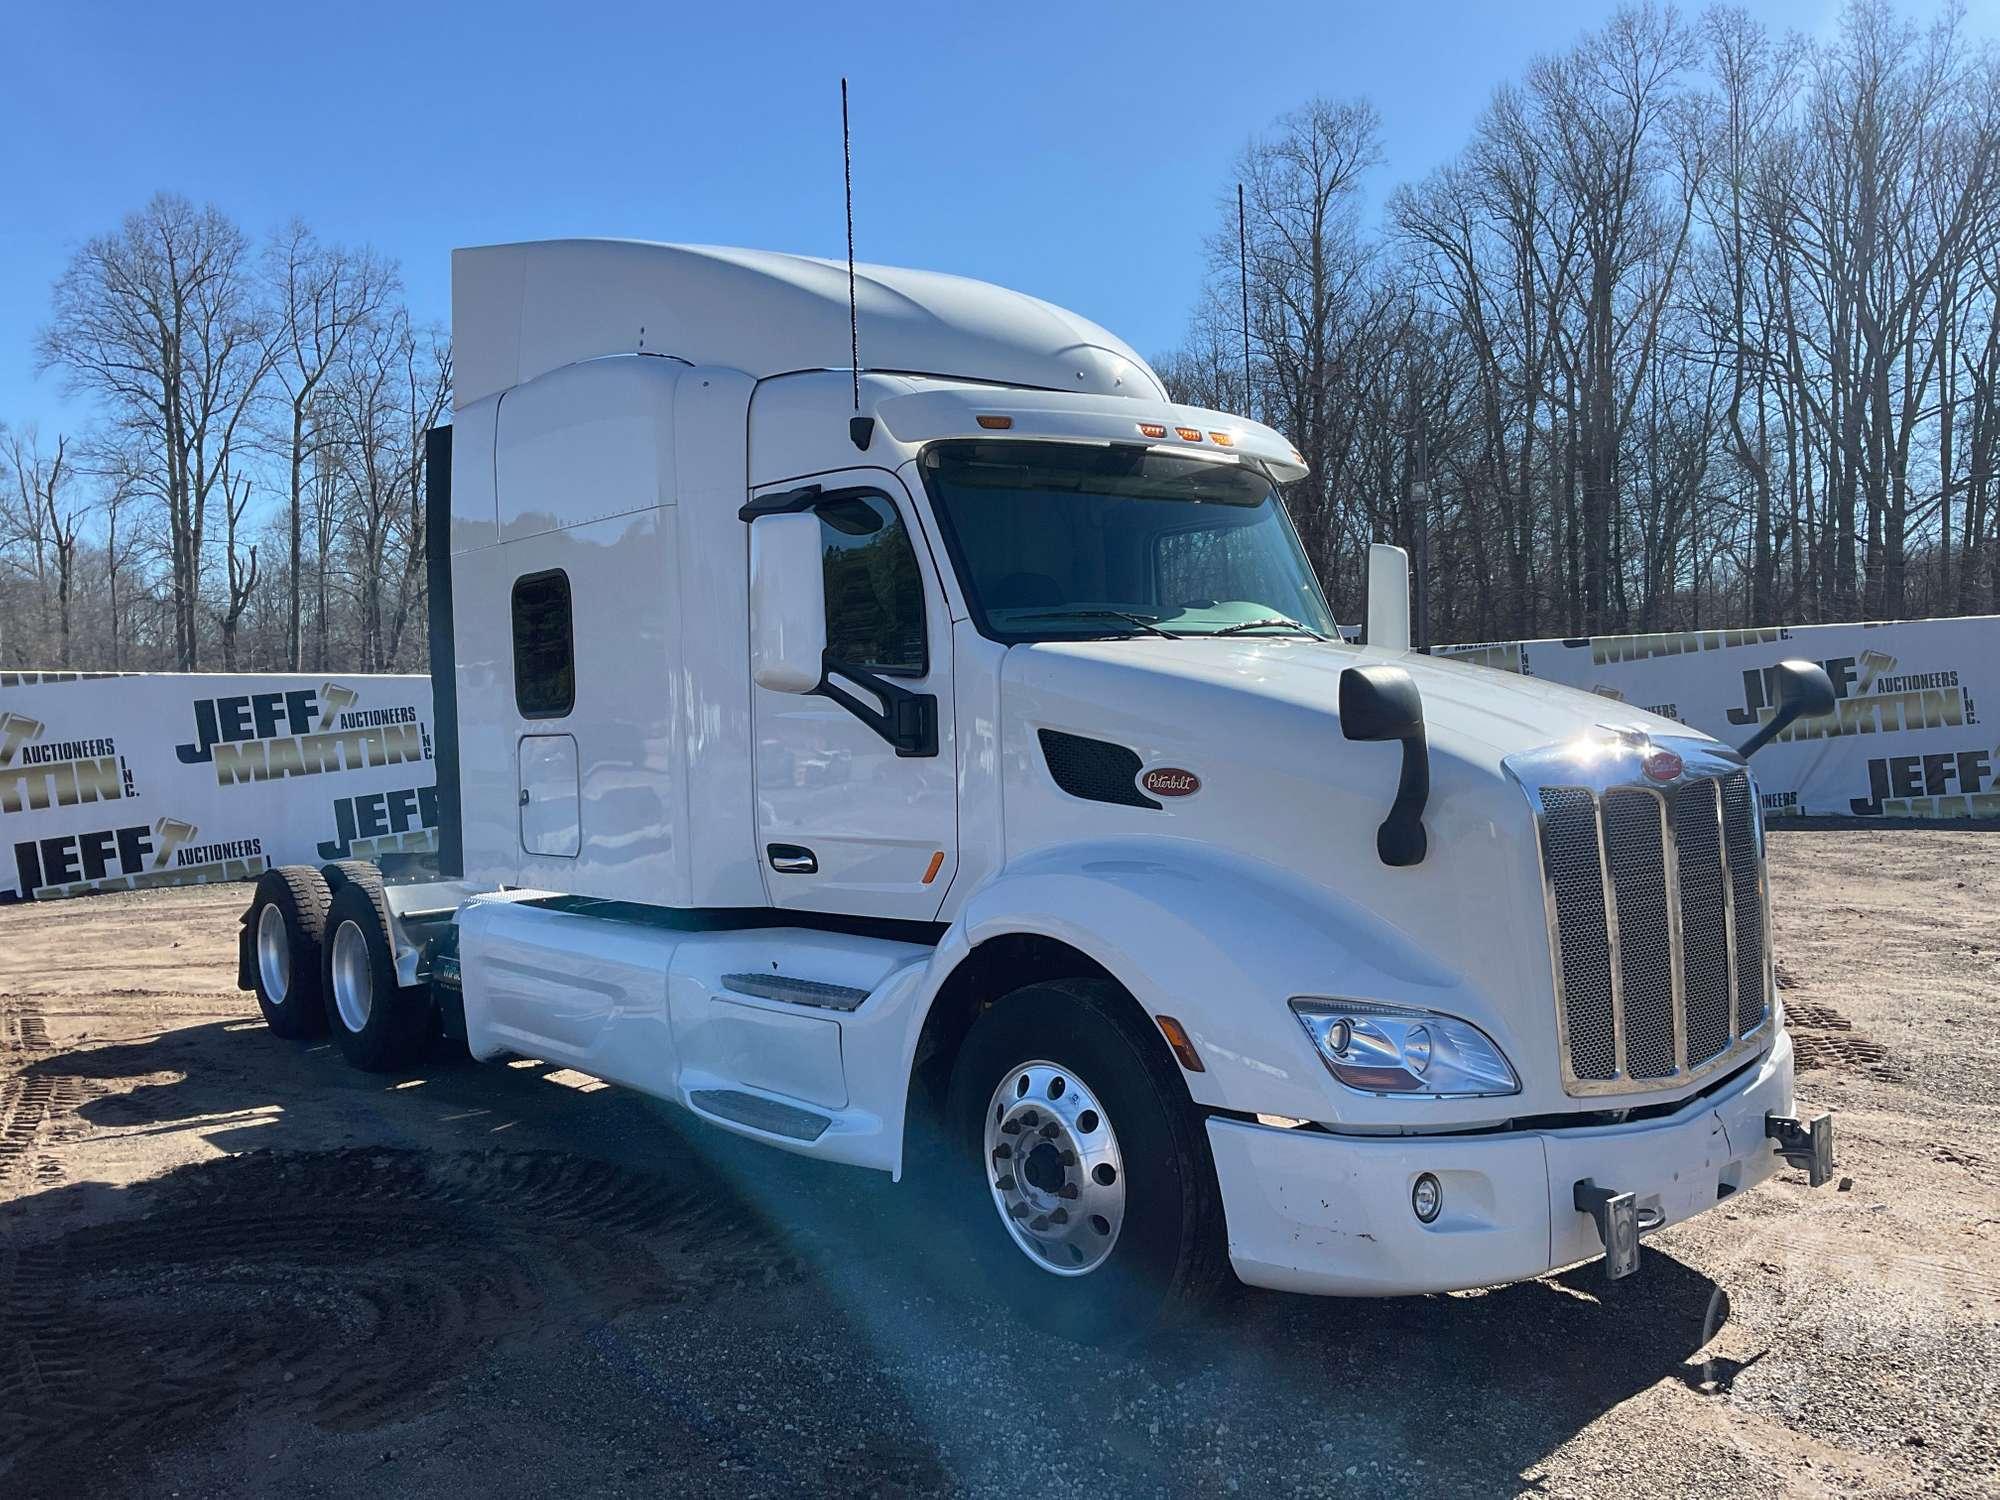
[1412,1173,1442,1223]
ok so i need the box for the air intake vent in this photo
[1038,729,1159,809]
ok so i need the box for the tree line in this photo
[7,2,1993,674]
[1,194,448,673]
[1159,0,2000,644]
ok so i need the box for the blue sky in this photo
[3,0,1985,440]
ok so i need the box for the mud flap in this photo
[1573,1179,1642,1280]
[236,907,257,992]
[1766,1112,1835,1187]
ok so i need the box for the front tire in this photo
[321,876,432,1073]
[248,867,331,1039]
[944,979,1229,1343]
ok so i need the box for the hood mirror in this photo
[1340,665,1428,867]
[1736,659,1836,758]
[1366,543,1412,652]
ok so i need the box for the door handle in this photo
[519,788,530,806]
[766,843,818,875]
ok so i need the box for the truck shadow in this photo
[3,1017,1735,1498]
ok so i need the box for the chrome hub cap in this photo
[330,919,374,1034]
[983,1061,1125,1276]
[256,902,291,1003]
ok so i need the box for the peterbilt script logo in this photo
[1141,767,1201,798]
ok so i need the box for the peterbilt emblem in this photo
[1643,749,1684,783]
[1142,768,1201,798]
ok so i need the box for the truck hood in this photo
[994,636,1728,1125]
[1009,636,1693,762]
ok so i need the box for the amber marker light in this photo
[1138,422,1168,439]
[976,414,1013,429]
[1175,426,1204,442]
[921,850,945,884]
[1154,1015,1206,1072]
[1209,431,1236,446]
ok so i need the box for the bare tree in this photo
[265,223,396,670]
[1,428,89,667]
[39,194,274,669]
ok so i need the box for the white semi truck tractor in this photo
[238,240,1836,1338]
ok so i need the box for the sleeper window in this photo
[511,569,575,718]
[819,494,927,676]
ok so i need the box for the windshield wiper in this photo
[1208,617,1329,640]
[1009,609,1183,639]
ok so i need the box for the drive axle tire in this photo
[321,875,433,1073]
[944,978,1230,1344]
[247,867,331,1039]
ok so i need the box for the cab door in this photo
[751,470,957,921]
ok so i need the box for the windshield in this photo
[918,440,1338,642]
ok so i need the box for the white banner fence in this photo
[1,671,437,903]
[4,619,1995,901]
[1435,616,2000,819]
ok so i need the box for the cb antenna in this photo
[842,78,872,450]
[1238,182,1253,421]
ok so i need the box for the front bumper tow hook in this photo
[1766,1112,1836,1187]
[1573,1179,1641,1280]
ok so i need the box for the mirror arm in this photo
[1339,664,1429,867]
[816,658,938,758]
[1736,705,1801,760]
[738,484,824,522]
[1377,726,1430,867]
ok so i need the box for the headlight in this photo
[1289,999,1519,1097]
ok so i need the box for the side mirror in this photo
[1736,659,1836,758]
[748,511,827,694]
[1340,664,1428,867]
[1366,543,1412,652]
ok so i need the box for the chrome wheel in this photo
[330,919,374,1034]
[984,1061,1126,1277]
[256,902,291,1002]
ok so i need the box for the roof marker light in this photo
[976,414,1013,430]
[1175,427,1204,442]
[1138,422,1168,439]
[1209,431,1236,447]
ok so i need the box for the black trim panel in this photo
[424,425,463,879]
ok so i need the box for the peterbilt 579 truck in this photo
[238,239,1836,1337]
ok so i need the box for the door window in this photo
[819,494,927,676]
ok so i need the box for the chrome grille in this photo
[1669,781,1734,1067]
[1604,790,1676,1079]
[1519,742,1771,1097]
[1541,788,1615,1081]
[1721,773,1767,1035]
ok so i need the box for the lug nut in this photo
[995,1174,1016,1191]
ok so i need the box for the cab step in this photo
[689,1088,832,1142]
[721,971,869,1012]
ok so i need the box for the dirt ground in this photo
[1,829,1996,1499]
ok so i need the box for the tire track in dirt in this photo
[0,999,84,1201]
[1784,999,1903,1081]
[0,1147,815,1490]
